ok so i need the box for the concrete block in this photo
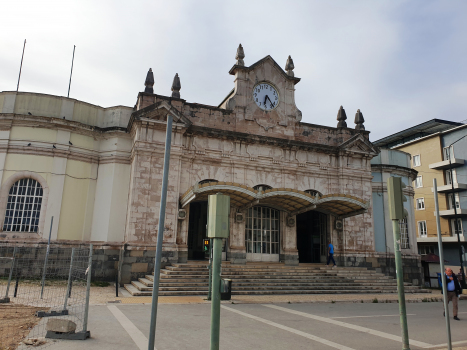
[131,263,148,273]
[46,319,76,333]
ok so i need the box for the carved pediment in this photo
[338,134,379,156]
[129,100,192,129]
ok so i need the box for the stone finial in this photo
[171,73,181,99]
[354,109,365,130]
[144,68,154,94]
[285,55,295,77]
[337,106,347,128]
[236,44,245,66]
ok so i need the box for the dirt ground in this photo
[0,304,44,350]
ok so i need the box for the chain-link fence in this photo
[0,244,92,349]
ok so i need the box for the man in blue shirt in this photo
[326,240,336,268]
[443,268,462,320]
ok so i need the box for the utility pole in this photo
[207,193,230,350]
[434,178,452,350]
[446,136,467,288]
[147,115,173,350]
[387,177,410,350]
[16,39,26,92]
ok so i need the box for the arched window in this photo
[305,189,322,198]
[199,179,218,185]
[253,184,272,191]
[3,178,43,232]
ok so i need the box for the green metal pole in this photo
[208,238,213,301]
[210,237,222,350]
[392,219,410,350]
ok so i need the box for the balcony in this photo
[432,183,467,193]
[418,235,466,243]
[429,158,465,170]
[434,208,467,217]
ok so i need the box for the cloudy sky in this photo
[1,0,466,140]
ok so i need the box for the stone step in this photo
[124,284,153,296]
[126,263,426,297]
[131,280,153,291]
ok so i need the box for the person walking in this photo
[443,268,462,320]
[326,240,336,268]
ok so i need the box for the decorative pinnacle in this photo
[337,106,347,128]
[171,73,181,99]
[144,68,154,94]
[285,55,295,77]
[354,109,365,131]
[236,44,245,66]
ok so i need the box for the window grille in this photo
[2,178,43,232]
[400,218,410,249]
[245,206,279,254]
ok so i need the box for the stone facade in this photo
[3,49,418,284]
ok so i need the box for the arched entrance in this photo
[296,211,327,263]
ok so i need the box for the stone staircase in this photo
[124,262,429,296]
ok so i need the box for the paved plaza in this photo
[45,296,466,350]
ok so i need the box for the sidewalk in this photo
[88,285,466,305]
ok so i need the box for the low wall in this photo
[336,252,423,286]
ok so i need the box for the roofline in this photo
[373,119,462,146]
[392,123,467,149]
[228,55,301,85]
[0,91,132,110]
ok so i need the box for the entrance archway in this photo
[296,211,327,263]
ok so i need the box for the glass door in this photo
[245,206,280,262]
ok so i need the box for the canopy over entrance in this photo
[180,181,369,219]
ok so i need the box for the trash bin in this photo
[220,279,232,300]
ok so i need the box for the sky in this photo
[1,0,466,141]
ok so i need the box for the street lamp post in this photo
[447,134,467,288]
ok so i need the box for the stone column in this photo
[176,203,190,263]
[281,212,298,266]
[229,208,246,264]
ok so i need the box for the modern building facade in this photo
[374,120,467,283]
[1,47,424,284]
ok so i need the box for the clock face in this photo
[252,82,279,111]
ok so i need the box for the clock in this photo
[252,82,279,111]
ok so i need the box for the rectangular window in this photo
[415,176,423,188]
[445,169,457,185]
[418,221,427,237]
[451,218,463,236]
[443,146,454,161]
[413,155,421,167]
[447,193,460,210]
[419,245,435,255]
[416,198,425,210]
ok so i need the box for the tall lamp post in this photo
[447,134,467,288]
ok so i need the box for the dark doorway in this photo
[188,201,208,260]
[296,211,327,263]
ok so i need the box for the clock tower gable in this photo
[221,51,302,133]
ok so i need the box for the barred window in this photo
[400,218,410,249]
[3,178,43,232]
